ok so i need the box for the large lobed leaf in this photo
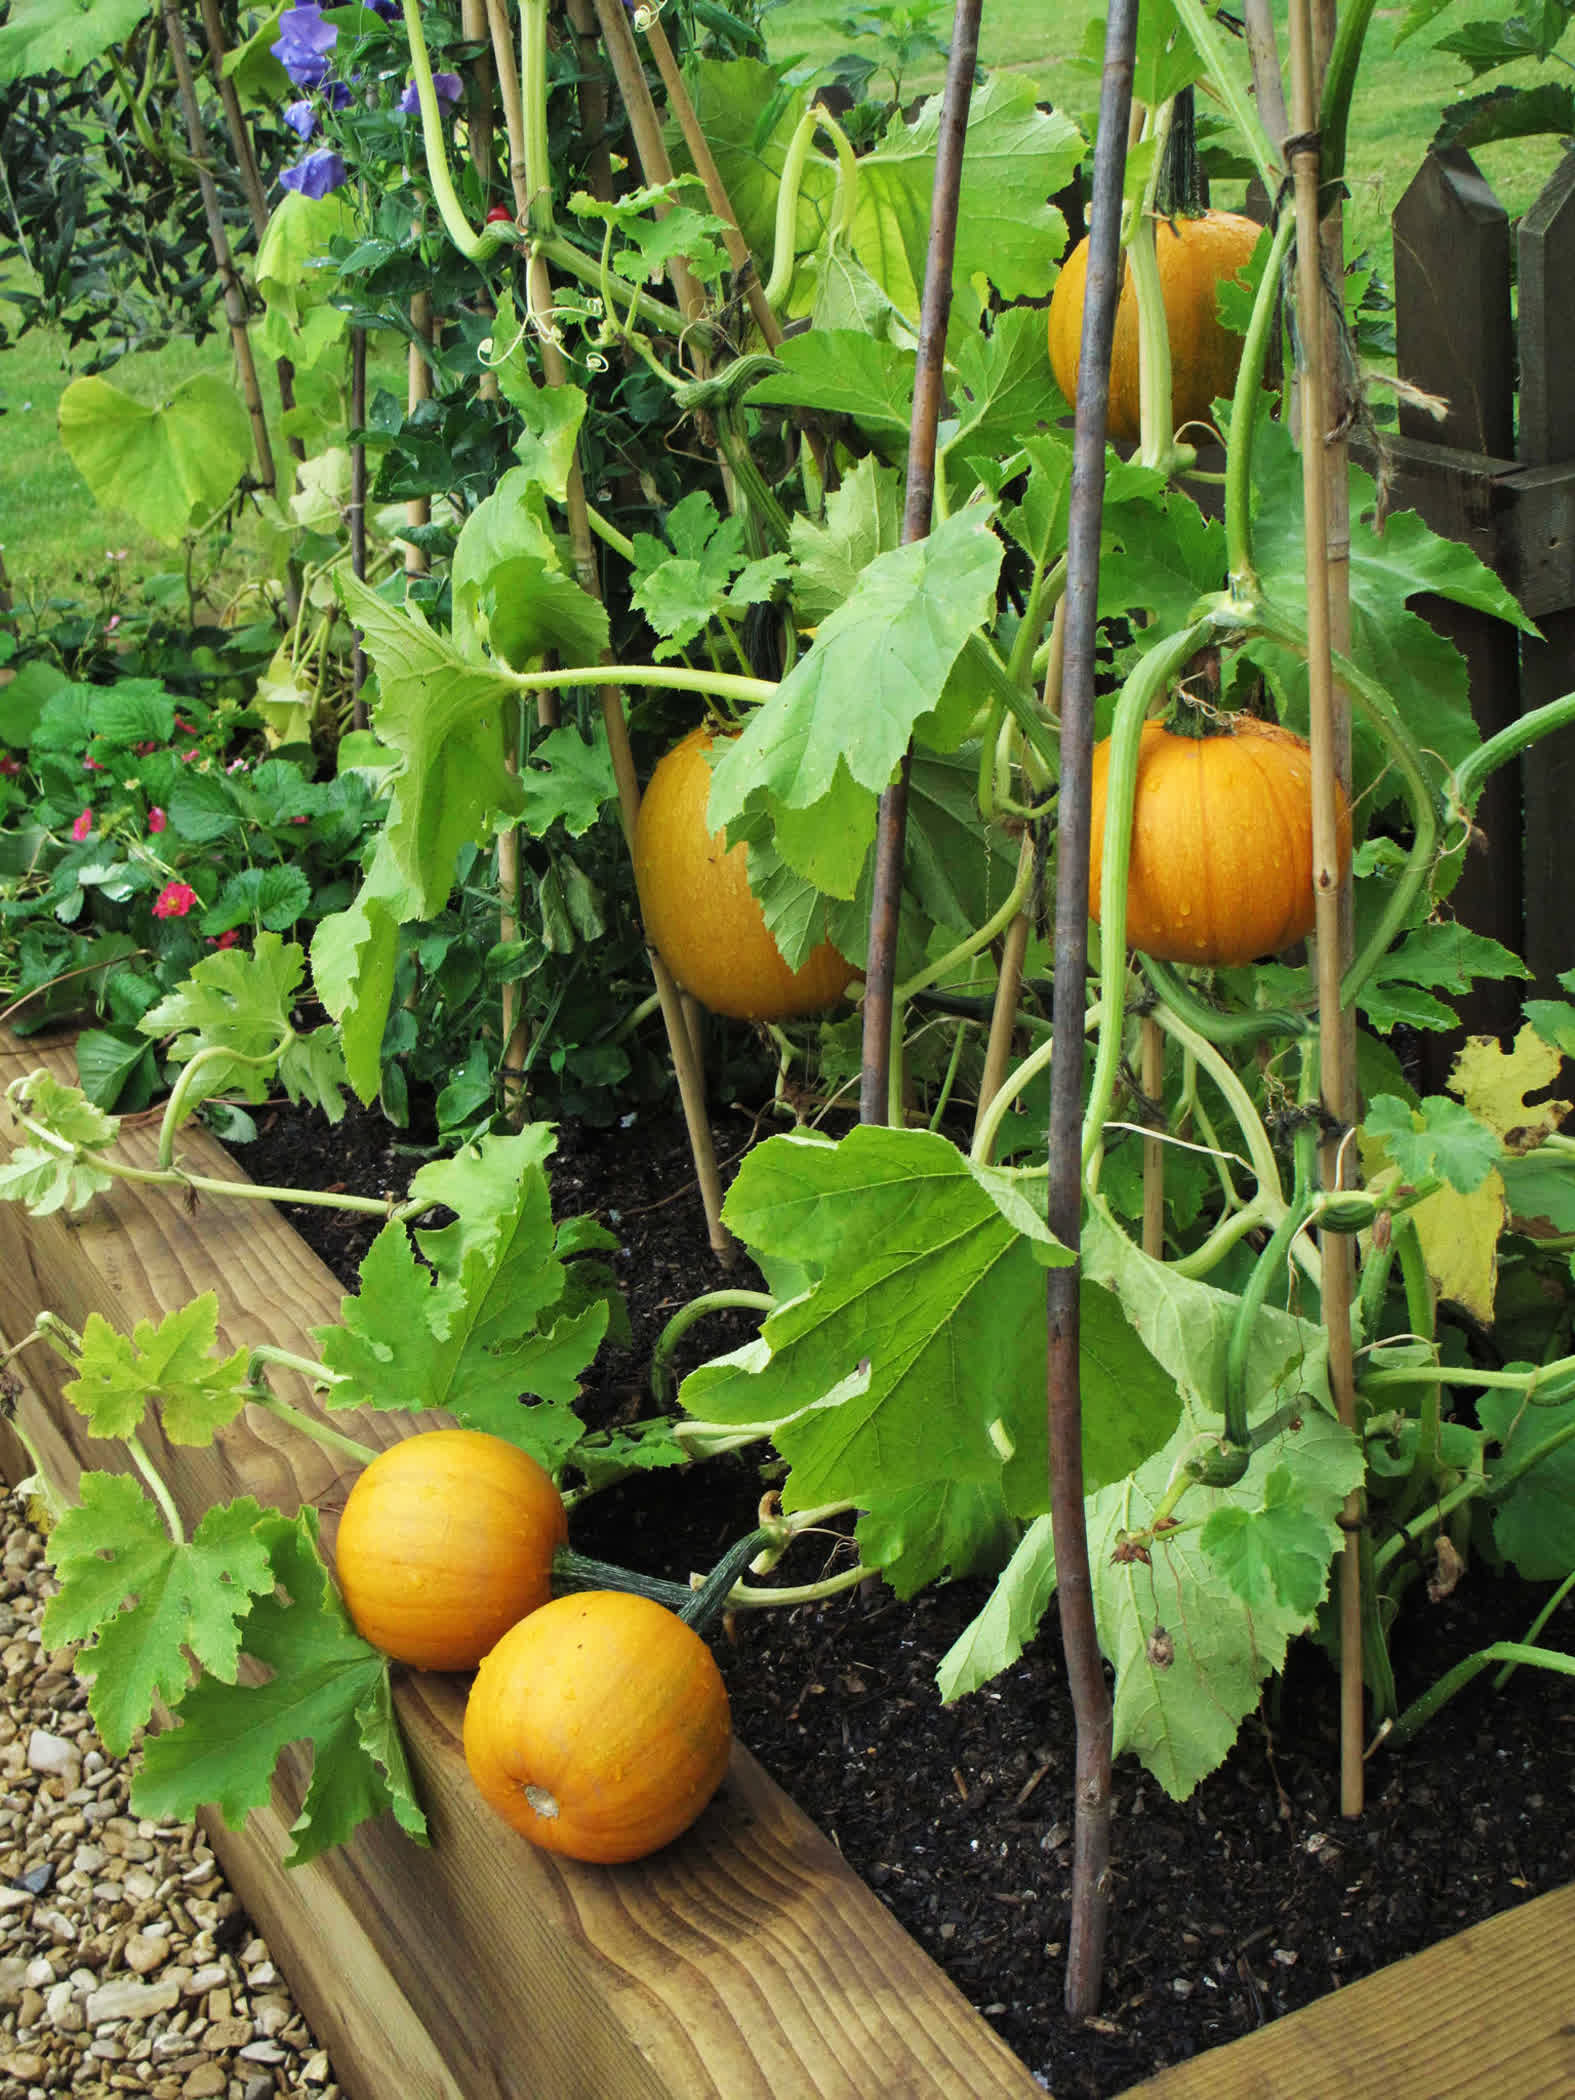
[315,1126,608,1469]
[706,511,1004,897]
[132,1510,426,1865]
[676,1128,1182,1557]
[42,1477,276,1759]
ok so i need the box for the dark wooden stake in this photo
[1048,0,1140,2019]
[858,0,984,1126]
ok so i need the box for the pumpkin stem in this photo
[1154,86,1203,221]
[680,1528,775,1634]
[551,1548,694,1612]
[1165,678,1232,740]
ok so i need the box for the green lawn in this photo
[0,309,274,601]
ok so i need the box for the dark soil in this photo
[240,1093,1575,2100]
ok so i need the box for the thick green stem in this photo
[157,1042,286,1169]
[762,105,858,312]
[1169,0,1280,195]
[502,661,774,708]
[680,1528,774,1632]
[1371,1414,1575,1580]
[1449,690,1575,818]
[1318,0,1382,192]
[1385,1643,1575,1751]
[245,1391,379,1467]
[1223,210,1298,587]
[649,1290,776,1408]
[1139,955,1310,1046]
[400,0,514,263]
[1222,1137,1315,1445]
[894,833,1035,1006]
[1494,1570,1575,1689]
[518,0,553,236]
[1083,617,1220,1174]
[126,1433,184,1546]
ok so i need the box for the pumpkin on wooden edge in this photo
[1088,714,1352,967]
[333,1428,567,1671]
[462,1590,732,1863]
[632,725,855,1022]
[1048,210,1263,444]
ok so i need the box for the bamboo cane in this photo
[860,0,983,1126]
[1286,0,1365,1820]
[1049,0,1141,2016]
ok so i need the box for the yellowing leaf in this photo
[58,374,252,545]
[1408,1168,1506,1324]
[1450,1024,1568,1151]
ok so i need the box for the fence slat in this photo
[1516,156,1575,991]
[1390,152,1522,1035]
[1393,147,1513,456]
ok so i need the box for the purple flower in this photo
[399,71,462,116]
[367,0,398,15]
[283,98,317,140]
[280,149,349,200]
[324,78,353,109]
[272,6,337,89]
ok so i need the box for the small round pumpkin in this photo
[1048,211,1263,444]
[632,725,854,1022]
[334,1428,567,1672]
[1088,715,1352,967]
[462,1590,732,1864]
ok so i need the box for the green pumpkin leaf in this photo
[57,375,252,545]
[0,0,152,82]
[64,1297,250,1446]
[677,1127,1179,1523]
[338,574,524,915]
[707,511,1003,898]
[1480,1386,1575,1581]
[132,1510,427,1864]
[42,1478,276,1758]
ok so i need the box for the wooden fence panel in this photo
[1390,150,1523,1038]
[1514,155,1575,992]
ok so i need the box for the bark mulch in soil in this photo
[239,1092,1575,2100]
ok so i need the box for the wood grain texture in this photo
[0,1031,1043,2100]
[1118,1881,1575,2100]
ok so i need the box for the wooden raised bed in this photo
[0,1027,1570,2100]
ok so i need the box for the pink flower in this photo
[179,748,200,763]
[83,756,103,771]
[0,757,22,778]
[147,807,168,834]
[70,809,93,843]
[174,717,195,734]
[134,740,159,756]
[152,880,198,920]
[209,928,242,950]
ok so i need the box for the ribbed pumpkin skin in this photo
[334,1429,567,1672]
[1048,211,1263,444]
[632,726,854,1021]
[1088,717,1352,966]
[462,1592,732,1864]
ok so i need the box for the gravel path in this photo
[0,1497,339,2100]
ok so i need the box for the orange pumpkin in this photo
[632,725,854,1021]
[1088,715,1352,966]
[334,1428,567,1671]
[1048,211,1263,444]
[462,1591,732,1863]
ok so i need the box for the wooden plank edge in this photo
[1116,1880,1575,2099]
[0,1032,1044,2100]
